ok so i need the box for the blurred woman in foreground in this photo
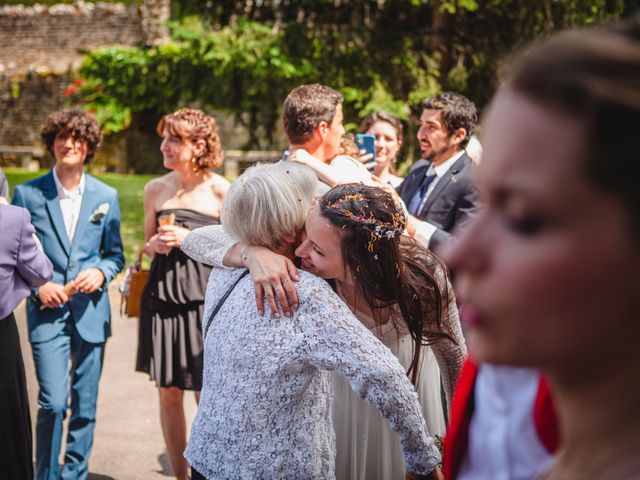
[445,19,640,479]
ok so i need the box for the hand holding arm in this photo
[38,281,70,309]
[242,245,299,317]
[406,215,439,250]
[181,225,300,317]
[73,267,106,294]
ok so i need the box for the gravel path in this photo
[17,282,197,480]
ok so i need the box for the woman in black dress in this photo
[136,108,229,480]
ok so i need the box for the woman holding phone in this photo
[135,108,230,480]
[361,111,405,187]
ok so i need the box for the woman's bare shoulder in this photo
[144,173,174,194]
[207,173,231,195]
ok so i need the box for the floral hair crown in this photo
[321,192,406,252]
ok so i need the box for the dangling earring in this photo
[191,156,199,174]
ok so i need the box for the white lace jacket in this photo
[183,265,440,479]
[182,225,467,409]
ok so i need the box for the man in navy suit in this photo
[397,92,479,253]
[13,110,124,480]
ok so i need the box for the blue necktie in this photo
[408,172,437,216]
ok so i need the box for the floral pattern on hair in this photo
[320,189,406,253]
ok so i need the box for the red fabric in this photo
[443,361,559,480]
[443,358,478,480]
[533,376,560,453]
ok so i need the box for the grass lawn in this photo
[5,168,156,267]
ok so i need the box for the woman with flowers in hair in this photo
[135,108,230,480]
[182,183,466,480]
[185,163,443,480]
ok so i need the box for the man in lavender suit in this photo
[0,202,53,479]
[12,110,124,480]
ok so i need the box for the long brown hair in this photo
[319,184,457,384]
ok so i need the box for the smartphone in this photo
[355,133,376,166]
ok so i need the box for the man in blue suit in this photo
[13,110,124,480]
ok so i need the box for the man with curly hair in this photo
[13,109,124,480]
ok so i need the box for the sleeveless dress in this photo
[333,303,447,480]
[135,209,218,391]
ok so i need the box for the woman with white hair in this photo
[183,162,442,480]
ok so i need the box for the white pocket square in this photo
[89,203,110,222]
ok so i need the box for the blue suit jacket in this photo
[397,153,478,251]
[13,171,125,344]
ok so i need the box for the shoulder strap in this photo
[203,269,250,340]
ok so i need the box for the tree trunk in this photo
[432,1,453,84]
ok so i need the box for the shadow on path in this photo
[156,452,175,476]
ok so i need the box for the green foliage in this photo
[81,18,310,140]
[80,0,631,167]
[80,5,450,149]
[440,0,479,14]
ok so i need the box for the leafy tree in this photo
[79,0,634,170]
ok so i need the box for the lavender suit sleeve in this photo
[15,207,53,288]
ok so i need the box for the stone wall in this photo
[0,2,143,75]
[0,1,279,176]
[0,73,70,156]
[0,2,145,168]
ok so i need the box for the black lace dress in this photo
[135,209,218,390]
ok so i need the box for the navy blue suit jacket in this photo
[397,153,478,251]
[13,171,124,343]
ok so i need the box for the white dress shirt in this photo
[457,365,553,480]
[52,167,85,242]
[413,150,465,247]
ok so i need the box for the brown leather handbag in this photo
[120,251,149,318]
